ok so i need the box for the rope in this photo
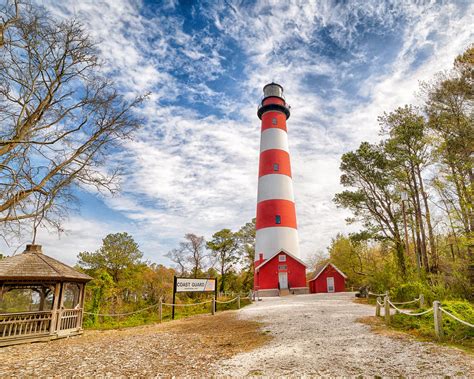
[84,296,248,317]
[440,307,474,328]
[368,292,386,297]
[391,298,420,305]
[388,300,433,316]
[215,297,238,304]
[84,303,160,317]
[162,300,212,307]
[376,299,383,306]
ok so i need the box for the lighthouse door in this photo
[278,272,288,289]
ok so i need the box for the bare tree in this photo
[165,248,188,276]
[183,233,206,278]
[0,1,144,241]
[165,233,207,278]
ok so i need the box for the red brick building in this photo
[308,263,347,293]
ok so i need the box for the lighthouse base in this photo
[254,287,309,298]
[255,289,279,297]
[254,250,308,296]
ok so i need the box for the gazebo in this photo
[0,244,92,346]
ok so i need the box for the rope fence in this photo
[368,291,386,297]
[387,300,433,316]
[215,297,239,304]
[84,294,251,322]
[374,293,473,339]
[440,307,474,328]
[84,303,160,317]
[162,300,212,307]
[390,298,420,305]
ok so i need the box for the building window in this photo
[273,163,279,171]
[272,117,277,125]
[279,254,286,262]
[275,215,281,224]
[278,265,287,271]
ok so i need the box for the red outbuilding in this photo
[254,249,308,296]
[308,262,347,293]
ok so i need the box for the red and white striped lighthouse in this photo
[254,83,308,296]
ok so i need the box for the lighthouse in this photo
[254,83,308,296]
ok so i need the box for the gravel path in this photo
[216,293,473,377]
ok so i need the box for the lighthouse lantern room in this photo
[254,83,309,296]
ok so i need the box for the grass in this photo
[359,298,474,352]
[84,297,251,330]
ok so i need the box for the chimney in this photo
[24,244,43,254]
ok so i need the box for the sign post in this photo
[172,277,217,319]
[172,276,177,320]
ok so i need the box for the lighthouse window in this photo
[272,117,277,125]
[275,215,281,224]
[279,254,286,262]
[273,163,279,171]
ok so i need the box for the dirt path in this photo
[216,293,473,377]
[1,293,472,377]
[0,312,269,377]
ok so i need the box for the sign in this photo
[175,278,216,293]
[172,277,218,319]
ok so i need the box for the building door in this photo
[327,277,335,293]
[278,272,288,289]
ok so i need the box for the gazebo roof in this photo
[0,244,92,282]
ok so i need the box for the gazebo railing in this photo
[0,311,52,339]
[0,308,84,342]
[58,309,82,331]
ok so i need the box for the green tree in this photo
[380,105,436,272]
[334,142,407,276]
[423,45,473,291]
[424,46,473,250]
[87,271,114,324]
[78,232,143,283]
[206,229,240,292]
[236,218,256,291]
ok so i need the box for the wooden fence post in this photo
[419,294,425,308]
[237,295,240,309]
[375,297,381,317]
[158,297,162,323]
[212,296,216,315]
[384,296,390,324]
[433,301,443,339]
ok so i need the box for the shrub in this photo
[390,300,474,349]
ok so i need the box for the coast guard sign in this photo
[175,278,216,293]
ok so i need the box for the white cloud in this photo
[6,0,470,264]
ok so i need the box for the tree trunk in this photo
[416,165,438,272]
[394,231,407,277]
[410,164,429,272]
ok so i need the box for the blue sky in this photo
[7,0,472,264]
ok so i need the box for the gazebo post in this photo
[50,282,62,335]
[77,283,86,329]
[58,282,66,333]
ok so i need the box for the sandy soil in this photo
[0,312,269,377]
[216,292,474,377]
